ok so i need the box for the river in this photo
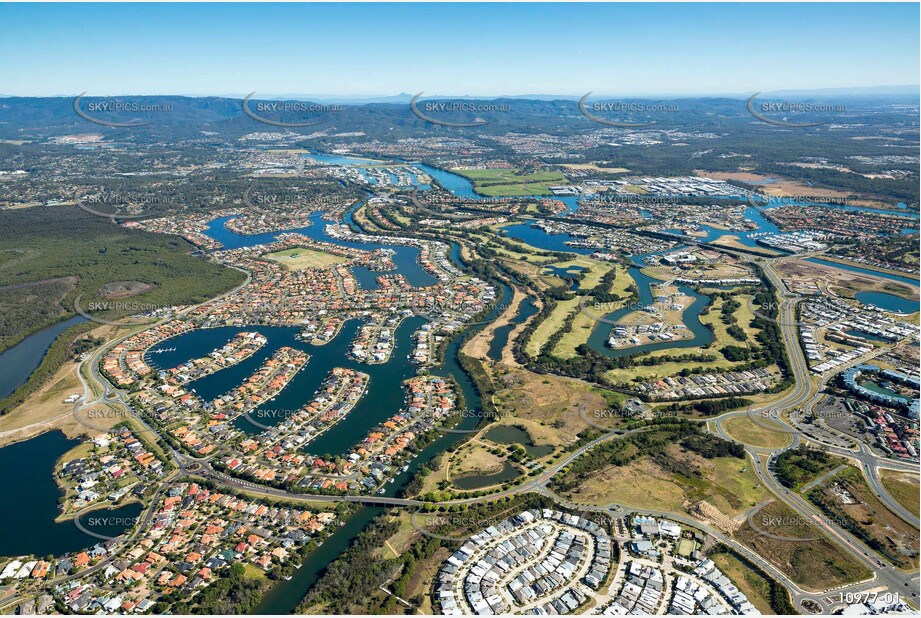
[0,315,88,401]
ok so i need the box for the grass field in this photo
[600,291,772,385]
[568,456,687,511]
[490,366,617,443]
[563,445,768,520]
[548,257,617,290]
[264,246,348,270]
[242,563,268,580]
[880,469,920,518]
[735,500,871,590]
[723,416,792,449]
[553,263,632,359]
[450,442,507,477]
[553,305,596,359]
[702,294,761,344]
[526,296,579,357]
[453,168,569,197]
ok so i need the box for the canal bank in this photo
[0,431,140,558]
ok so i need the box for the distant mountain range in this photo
[1,86,917,104]
[0,90,916,141]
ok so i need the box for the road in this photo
[55,233,918,613]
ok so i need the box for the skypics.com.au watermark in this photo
[747,406,851,436]
[74,512,142,541]
[409,511,511,541]
[73,93,173,128]
[582,194,682,208]
[72,404,160,437]
[579,92,679,127]
[242,93,342,128]
[747,502,849,542]
[746,92,846,128]
[410,93,509,127]
[422,407,508,434]
[419,298,512,326]
[240,408,302,431]
[578,296,649,326]
[579,405,677,432]
[74,293,174,326]
[76,190,177,221]
[747,194,862,209]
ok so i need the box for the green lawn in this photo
[453,168,569,197]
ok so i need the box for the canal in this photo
[153,213,516,613]
[0,315,88,401]
[0,431,141,558]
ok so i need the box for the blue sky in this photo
[1,3,918,97]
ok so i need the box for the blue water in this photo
[488,294,539,362]
[252,276,511,614]
[501,223,594,255]
[854,291,919,315]
[762,197,919,221]
[0,431,141,557]
[302,154,448,191]
[845,329,891,343]
[204,213,437,289]
[480,220,715,359]
[0,315,88,400]
[586,263,714,358]
[303,152,386,166]
[668,207,781,248]
[415,163,479,199]
[308,151,918,227]
[543,265,587,291]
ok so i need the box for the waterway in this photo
[483,425,554,458]
[586,254,713,358]
[0,431,141,557]
[844,329,891,343]
[452,461,522,490]
[307,150,920,229]
[251,280,512,613]
[173,213,514,613]
[0,315,88,401]
[858,379,912,402]
[761,197,920,220]
[500,222,594,255]
[487,295,539,362]
[854,291,919,315]
[303,153,582,212]
[12,152,913,601]
[205,213,437,289]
